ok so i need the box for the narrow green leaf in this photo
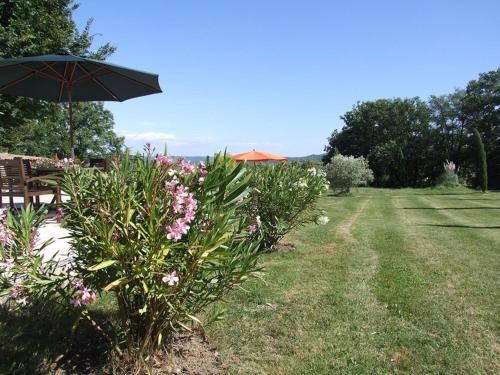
[88,259,118,271]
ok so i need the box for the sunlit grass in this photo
[207,187,500,374]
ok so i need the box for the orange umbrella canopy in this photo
[232,150,288,162]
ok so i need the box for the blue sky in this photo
[73,0,500,156]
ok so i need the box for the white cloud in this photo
[119,130,177,141]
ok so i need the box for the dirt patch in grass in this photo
[56,331,226,375]
[274,242,296,252]
[169,332,226,375]
[336,199,368,241]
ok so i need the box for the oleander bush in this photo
[1,148,263,366]
[0,205,70,311]
[326,154,374,193]
[244,162,329,251]
[60,149,263,358]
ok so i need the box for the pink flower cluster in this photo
[198,161,208,183]
[0,208,14,246]
[248,215,262,234]
[10,280,28,306]
[157,154,174,168]
[0,258,14,271]
[162,270,179,286]
[180,160,194,175]
[30,229,40,249]
[55,208,65,223]
[70,278,98,308]
[165,183,198,241]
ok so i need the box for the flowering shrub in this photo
[326,154,374,193]
[244,162,328,251]
[32,157,78,169]
[435,160,460,187]
[57,149,261,357]
[0,205,69,310]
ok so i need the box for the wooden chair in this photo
[89,158,111,171]
[0,158,61,208]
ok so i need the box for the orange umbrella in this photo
[232,150,288,162]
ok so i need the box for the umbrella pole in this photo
[68,85,75,158]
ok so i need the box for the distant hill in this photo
[181,154,325,163]
[287,154,324,162]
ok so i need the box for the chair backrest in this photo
[0,158,27,192]
[89,158,110,171]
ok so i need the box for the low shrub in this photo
[244,162,329,251]
[0,205,69,311]
[435,160,460,188]
[326,154,374,193]
[1,149,263,366]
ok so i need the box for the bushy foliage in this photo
[0,205,70,310]
[244,162,329,251]
[435,160,460,188]
[1,149,263,362]
[324,69,500,189]
[59,149,263,356]
[326,154,374,193]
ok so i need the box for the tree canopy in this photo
[0,0,124,158]
[324,69,500,188]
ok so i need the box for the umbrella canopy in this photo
[232,150,288,162]
[0,52,162,155]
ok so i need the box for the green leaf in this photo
[88,259,118,271]
[103,276,128,291]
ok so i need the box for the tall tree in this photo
[461,69,500,188]
[472,128,488,192]
[0,0,123,157]
[324,98,433,187]
[428,90,467,167]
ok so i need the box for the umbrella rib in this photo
[76,63,121,101]
[0,63,61,91]
[58,63,69,101]
[87,61,160,92]
[72,66,107,83]
[41,62,66,81]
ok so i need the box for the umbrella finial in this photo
[57,47,72,55]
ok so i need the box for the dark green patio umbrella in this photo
[0,52,162,156]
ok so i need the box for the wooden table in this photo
[31,168,64,204]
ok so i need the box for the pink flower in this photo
[81,288,98,304]
[198,162,208,181]
[165,180,178,191]
[184,193,197,211]
[254,216,262,228]
[0,258,15,271]
[55,208,65,223]
[70,297,82,307]
[74,278,85,290]
[166,219,190,241]
[157,154,173,167]
[180,160,194,174]
[0,225,14,246]
[70,281,98,308]
[184,210,196,223]
[162,271,179,286]
[16,297,28,306]
[176,185,189,198]
[248,215,262,234]
[30,229,40,248]
[10,281,23,298]
[0,208,7,221]
[172,198,184,214]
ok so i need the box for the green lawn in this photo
[206,188,500,374]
